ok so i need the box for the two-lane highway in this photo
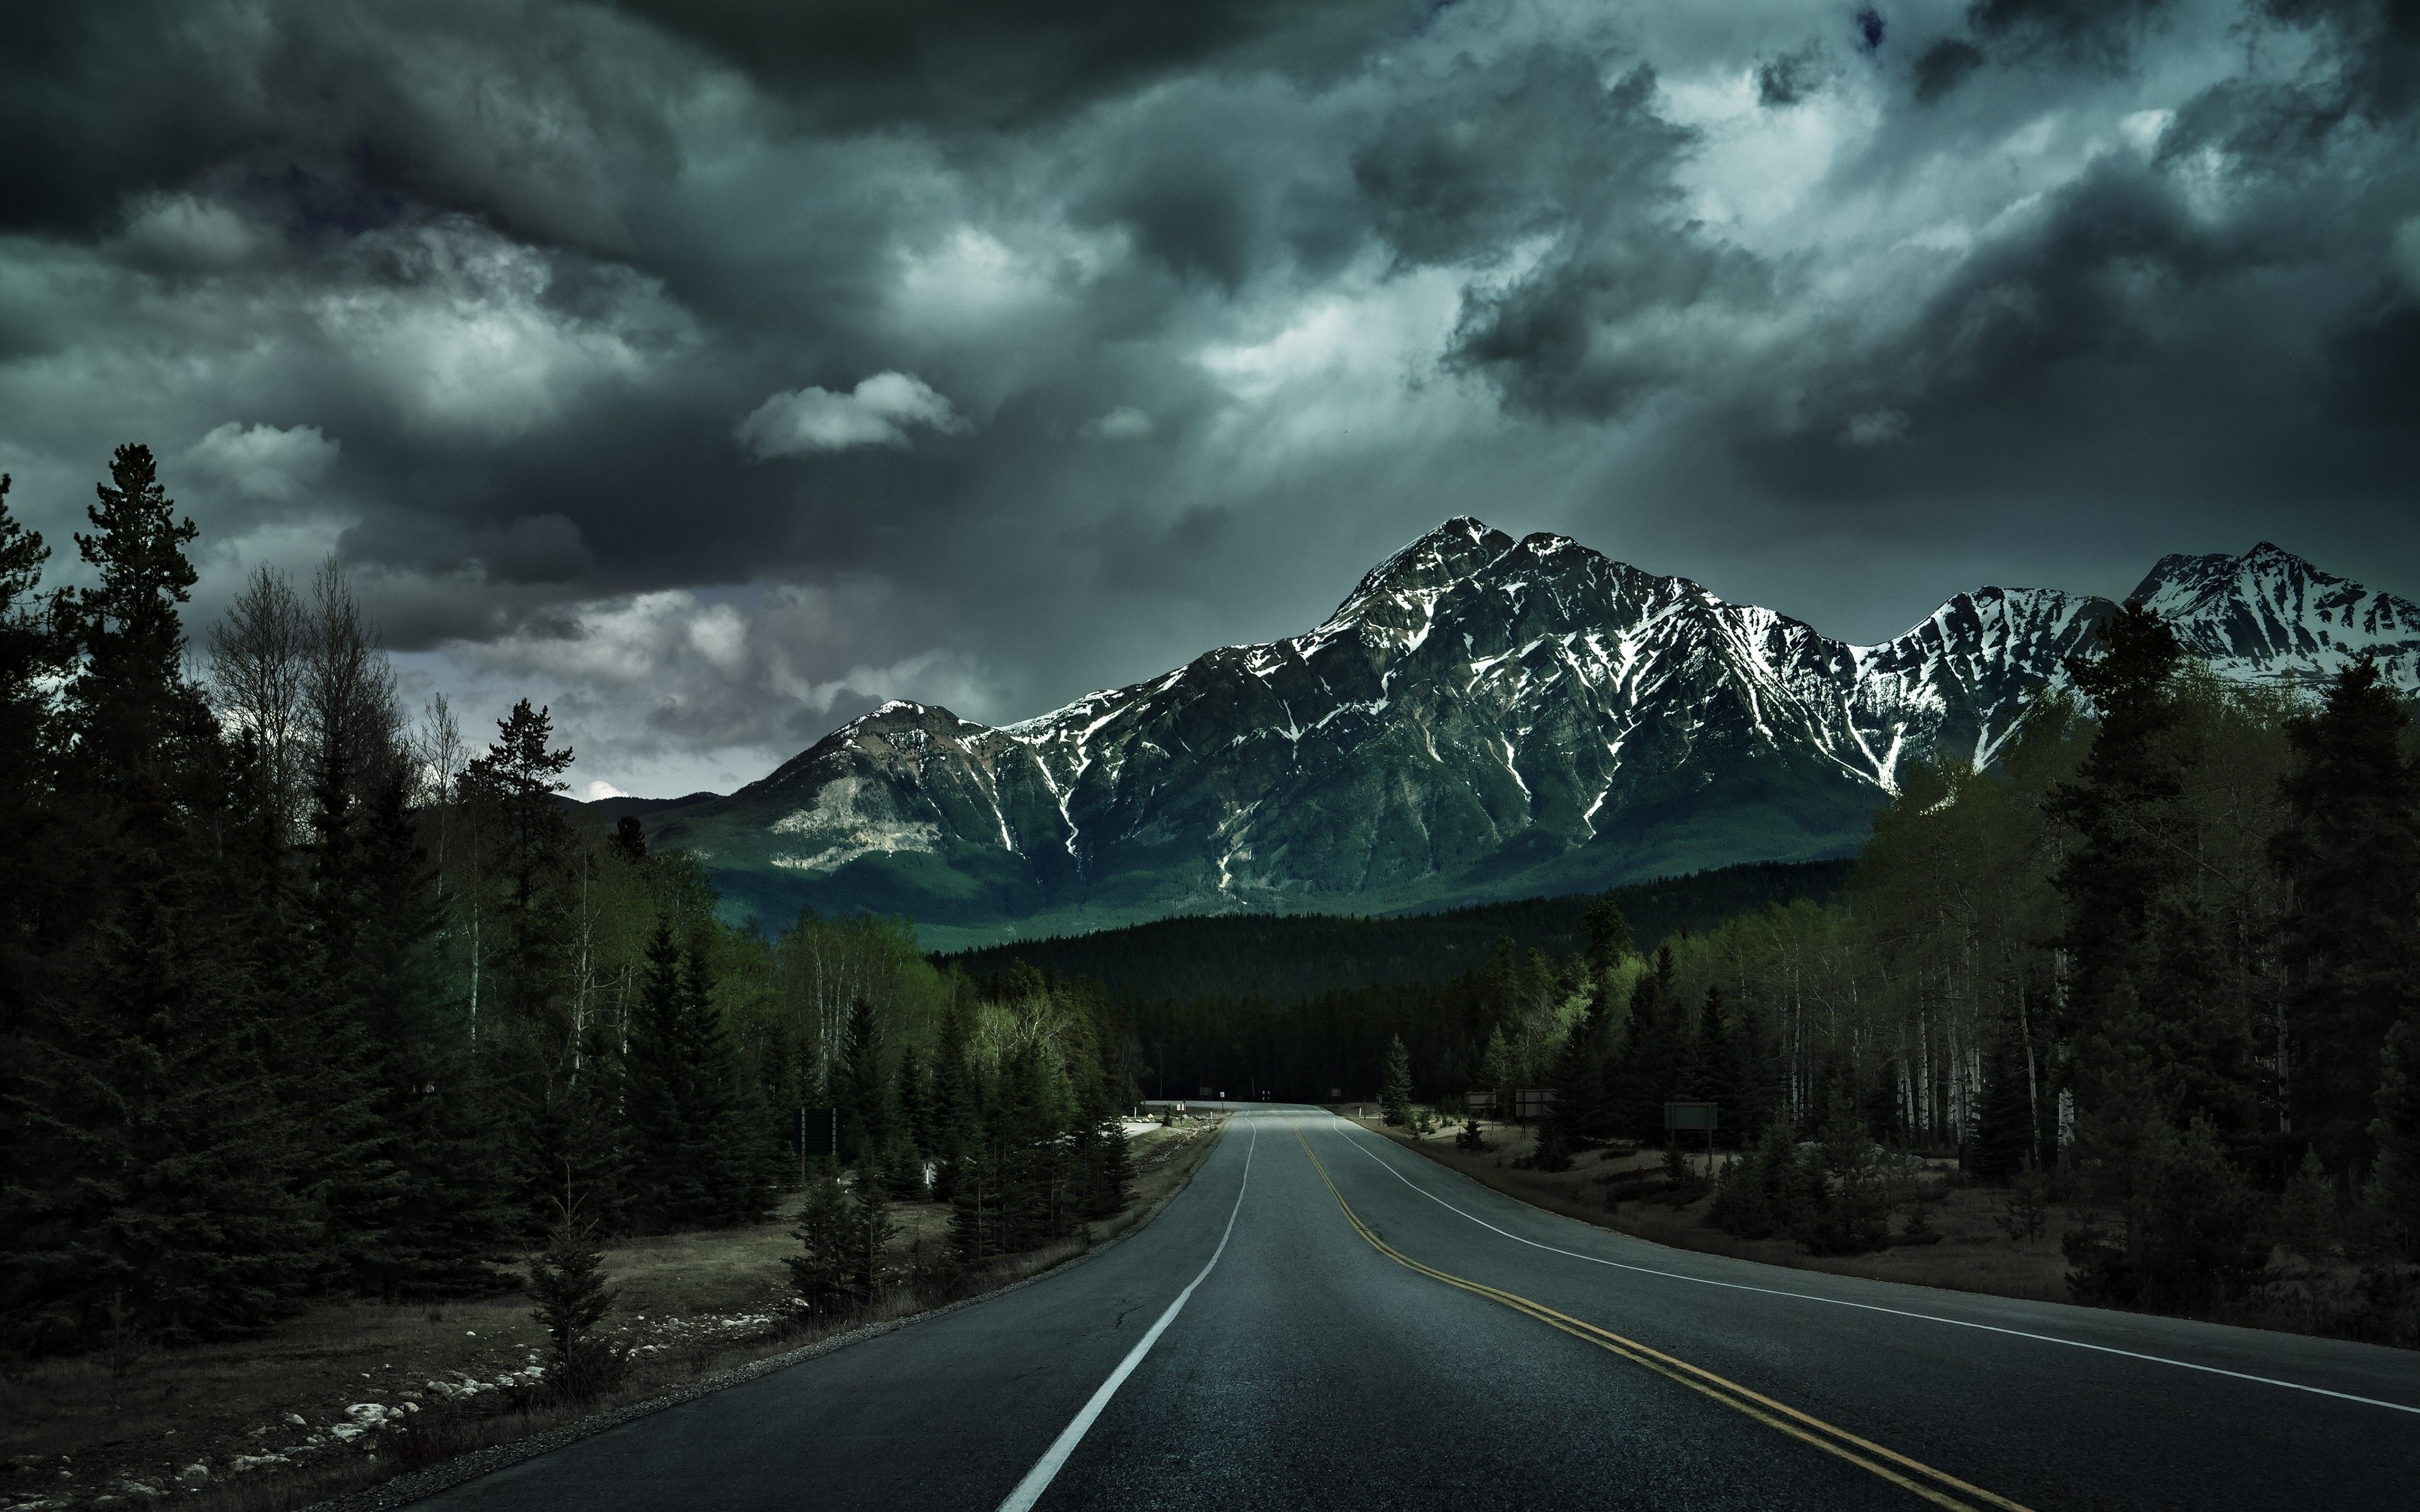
[415,1108,2420,1511]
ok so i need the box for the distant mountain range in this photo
[633,523,2420,948]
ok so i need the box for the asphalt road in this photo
[415,1108,2420,1511]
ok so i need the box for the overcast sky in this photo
[5,1,2414,797]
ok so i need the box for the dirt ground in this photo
[0,1116,1226,1512]
[1342,1109,2077,1304]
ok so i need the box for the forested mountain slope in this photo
[938,859,1850,1006]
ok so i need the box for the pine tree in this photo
[896,1048,933,1162]
[623,919,696,1231]
[527,1204,622,1398]
[836,997,889,1165]
[2371,1014,2420,1259]
[786,1176,853,1314]
[846,1160,890,1303]
[290,726,407,1292]
[2273,659,2420,1183]
[0,469,67,1017]
[1,448,319,1349]
[1478,1026,1514,1117]
[357,766,516,1295]
[1969,1025,2035,1185]
[929,1003,976,1203]
[2053,605,2257,1145]
[675,941,775,1226]
[1696,985,1739,1145]
[1582,894,1635,977]
[1380,1034,1414,1128]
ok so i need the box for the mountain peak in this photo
[1337,517,1518,612]
[2130,542,2331,605]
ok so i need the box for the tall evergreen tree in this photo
[674,941,776,1225]
[3,448,318,1349]
[930,1002,978,1204]
[1379,1034,1414,1127]
[624,919,698,1231]
[1582,894,1635,978]
[837,996,889,1165]
[2272,659,2420,1183]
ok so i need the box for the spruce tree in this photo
[1380,1034,1414,1128]
[929,1003,976,1203]
[2272,659,2420,1182]
[623,919,696,1231]
[846,1160,890,1303]
[836,997,889,1165]
[676,941,776,1227]
[1969,1026,2035,1185]
[1,447,319,1349]
[527,1205,621,1398]
[1582,894,1635,977]
[786,1175,853,1314]
[355,773,516,1293]
[2371,1014,2420,1258]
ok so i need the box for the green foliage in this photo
[2064,1116,2271,1312]
[2276,1148,2339,1264]
[846,1162,890,1303]
[941,861,1851,1006]
[1995,1167,2051,1247]
[785,1177,853,1314]
[1380,1036,1414,1127]
[1710,1121,1805,1242]
[527,1206,624,1400]
[2274,661,2420,1182]
[1792,1092,1891,1256]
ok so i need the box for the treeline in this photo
[942,859,1850,1007]
[0,448,1139,1356]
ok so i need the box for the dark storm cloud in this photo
[1,0,2415,793]
[1352,50,1773,418]
[1913,40,1987,102]
[0,2,697,251]
[601,0,1415,132]
[1756,44,1833,107]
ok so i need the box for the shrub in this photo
[2065,1116,2269,1312]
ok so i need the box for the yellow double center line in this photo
[1294,1131,2034,1512]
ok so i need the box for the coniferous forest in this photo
[0,449,1141,1357]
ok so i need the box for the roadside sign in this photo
[1466,1090,1497,1114]
[1512,1087,1557,1121]
[1663,1101,1718,1132]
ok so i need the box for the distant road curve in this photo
[414,1108,2420,1512]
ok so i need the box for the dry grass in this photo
[1351,1111,2075,1304]
[0,1118,1226,1512]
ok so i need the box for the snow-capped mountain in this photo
[650,523,2418,944]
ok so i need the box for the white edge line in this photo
[995,1116,1260,1512]
[1328,1115,2420,1418]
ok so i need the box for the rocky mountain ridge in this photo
[651,522,2420,946]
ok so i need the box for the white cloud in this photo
[183,422,340,501]
[1084,406,1156,439]
[734,371,970,458]
[584,779,631,801]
